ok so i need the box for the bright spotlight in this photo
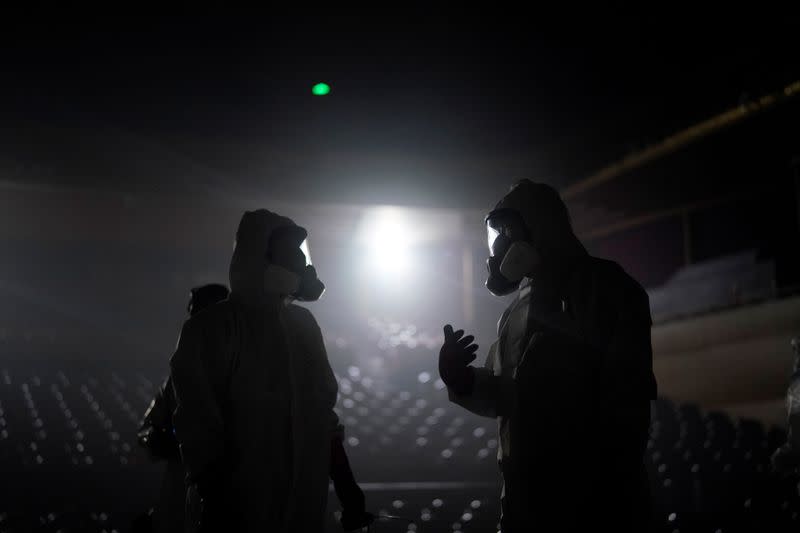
[358,207,415,279]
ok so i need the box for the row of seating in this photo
[1,359,798,532]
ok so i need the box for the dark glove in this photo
[331,437,374,531]
[438,324,479,395]
[137,382,180,461]
[137,425,180,462]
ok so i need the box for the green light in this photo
[312,82,331,96]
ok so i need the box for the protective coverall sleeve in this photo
[139,378,172,434]
[602,280,656,401]
[589,273,656,465]
[169,319,226,484]
[448,340,505,418]
[300,306,342,439]
[325,358,342,440]
[317,335,341,440]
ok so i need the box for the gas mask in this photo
[293,237,326,301]
[265,229,326,302]
[295,263,326,302]
[485,208,540,296]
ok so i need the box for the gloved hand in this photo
[331,437,375,531]
[439,324,479,395]
[137,425,180,461]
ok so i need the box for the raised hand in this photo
[438,324,479,395]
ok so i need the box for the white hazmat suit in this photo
[170,210,341,532]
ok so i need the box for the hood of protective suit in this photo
[229,209,303,304]
[491,180,587,264]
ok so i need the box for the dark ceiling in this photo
[2,12,798,208]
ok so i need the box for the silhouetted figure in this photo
[440,180,657,532]
[137,283,230,533]
[771,337,800,476]
[170,210,372,532]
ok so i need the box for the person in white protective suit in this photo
[135,284,230,533]
[170,209,373,532]
[439,180,657,532]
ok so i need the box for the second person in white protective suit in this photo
[170,209,372,532]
